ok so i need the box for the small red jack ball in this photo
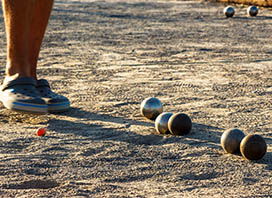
[37,128,46,136]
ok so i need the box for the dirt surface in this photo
[215,0,272,7]
[0,0,272,197]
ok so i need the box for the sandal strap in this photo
[1,77,36,91]
[36,79,51,88]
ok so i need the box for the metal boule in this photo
[240,134,267,161]
[221,128,245,154]
[168,113,192,136]
[140,97,163,121]
[224,6,235,18]
[155,112,173,134]
[247,6,258,17]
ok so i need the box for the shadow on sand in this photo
[48,107,223,149]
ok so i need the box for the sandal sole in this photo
[4,101,48,114]
[48,101,70,113]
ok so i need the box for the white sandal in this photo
[0,77,48,114]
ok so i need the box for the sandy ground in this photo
[215,0,272,7]
[0,0,272,197]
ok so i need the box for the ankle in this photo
[5,61,32,78]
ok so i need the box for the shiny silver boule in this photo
[221,128,245,154]
[155,112,173,134]
[247,6,258,17]
[224,6,235,18]
[140,97,163,121]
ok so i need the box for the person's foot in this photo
[0,77,48,114]
[36,79,70,113]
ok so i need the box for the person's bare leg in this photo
[2,0,54,80]
[0,0,49,114]
[2,0,69,113]
[29,0,54,79]
[2,0,34,80]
